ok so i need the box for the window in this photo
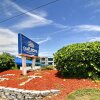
[35,63,40,66]
[48,58,53,61]
[41,58,45,61]
[48,62,53,65]
[41,62,45,64]
[36,58,40,62]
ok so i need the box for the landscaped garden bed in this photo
[0,70,100,100]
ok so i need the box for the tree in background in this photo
[0,52,15,71]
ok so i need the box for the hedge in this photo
[54,41,100,79]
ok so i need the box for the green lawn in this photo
[66,88,100,100]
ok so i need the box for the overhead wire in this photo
[0,0,41,20]
[0,0,35,10]
[0,0,60,24]
[0,0,37,12]
[4,0,43,16]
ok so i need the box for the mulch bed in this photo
[0,70,100,100]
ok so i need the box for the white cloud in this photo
[46,24,100,37]
[14,17,52,29]
[4,0,52,29]
[3,8,13,17]
[37,37,51,44]
[50,28,71,36]
[0,28,18,55]
[45,24,100,36]
[53,23,68,29]
[94,9,100,13]
[73,25,100,32]
[85,0,100,8]
[2,0,68,30]
[0,1,13,17]
[0,28,17,45]
[0,27,52,56]
[89,37,100,42]
[84,0,100,15]
[33,10,48,17]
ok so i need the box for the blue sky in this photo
[0,0,100,56]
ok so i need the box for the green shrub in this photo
[54,41,100,79]
[41,65,55,70]
[0,52,15,71]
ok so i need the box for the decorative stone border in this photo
[0,86,60,100]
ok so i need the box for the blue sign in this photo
[18,33,39,56]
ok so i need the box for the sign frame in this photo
[18,33,39,57]
[18,33,39,75]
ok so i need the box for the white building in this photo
[36,57,55,66]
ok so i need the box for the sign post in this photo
[18,33,39,75]
[32,58,36,70]
[22,56,27,75]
